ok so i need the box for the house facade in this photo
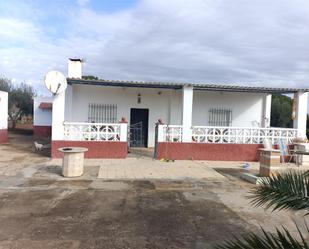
[44,59,308,161]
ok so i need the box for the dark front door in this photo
[130,108,149,147]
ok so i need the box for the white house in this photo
[43,59,308,160]
[0,91,8,143]
[33,96,53,139]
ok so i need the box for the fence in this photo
[158,125,298,144]
[63,122,127,142]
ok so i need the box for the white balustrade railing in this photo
[159,125,298,144]
[192,126,298,144]
[160,125,183,142]
[64,122,127,142]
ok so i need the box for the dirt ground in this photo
[0,133,308,249]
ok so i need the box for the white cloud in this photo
[0,18,40,43]
[1,0,309,95]
[77,0,90,7]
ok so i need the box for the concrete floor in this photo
[97,158,226,180]
[0,133,308,248]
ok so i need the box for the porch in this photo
[50,59,308,160]
[50,119,301,161]
[155,125,298,161]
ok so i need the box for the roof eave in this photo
[67,78,308,94]
[67,79,183,89]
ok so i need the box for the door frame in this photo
[130,108,149,147]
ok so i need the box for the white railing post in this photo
[119,123,127,142]
[120,123,128,142]
[157,125,165,142]
[119,117,128,142]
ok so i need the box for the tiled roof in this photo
[67,78,308,94]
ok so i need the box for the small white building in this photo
[0,91,8,143]
[33,96,53,139]
[44,59,308,160]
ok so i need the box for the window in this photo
[208,108,232,126]
[88,104,117,123]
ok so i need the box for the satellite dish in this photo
[44,71,67,95]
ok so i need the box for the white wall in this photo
[192,91,265,127]
[67,85,266,146]
[33,96,53,126]
[168,89,182,124]
[0,91,8,130]
[69,85,171,147]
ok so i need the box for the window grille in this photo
[88,104,117,123]
[208,108,232,126]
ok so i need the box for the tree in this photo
[82,75,99,80]
[0,77,36,129]
[271,94,293,128]
[0,77,13,93]
[216,171,309,248]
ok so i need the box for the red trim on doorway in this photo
[157,142,262,161]
[33,126,52,139]
[0,129,8,143]
[52,140,128,158]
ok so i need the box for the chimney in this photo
[68,58,83,78]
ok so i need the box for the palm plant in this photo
[216,171,309,249]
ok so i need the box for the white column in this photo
[52,91,65,141]
[293,91,308,138]
[167,91,172,124]
[182,85,193,142]
[262,94,272,127]
[0,91,8,130]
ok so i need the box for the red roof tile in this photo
[39,102,52,110]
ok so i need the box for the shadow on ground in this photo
[0,179,250,249]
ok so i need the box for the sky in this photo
[0,0,309,95]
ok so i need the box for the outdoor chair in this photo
[278,138,295,163]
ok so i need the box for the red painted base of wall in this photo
[157,142,263,161]
[33,126,52,139]
[0,129,8,143]
[52,141,128,159]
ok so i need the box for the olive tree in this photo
[0,77,36,129]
